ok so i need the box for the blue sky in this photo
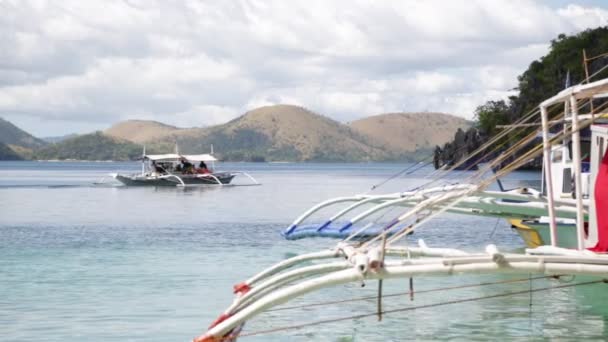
[0,0,607,137]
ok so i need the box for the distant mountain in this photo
[105,120,183,144]
[0,117,47,149]
[42,133,78,143]
[0,117,48,159]
[33,132,143,161]
[16,105,469,162]
[0,142,23,160]
[159,105,389,162]
[349,112,471,156]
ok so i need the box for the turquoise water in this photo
[1,161,607,341]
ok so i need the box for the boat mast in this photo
[540,105,558,246]
[142,145,146,174]
[569,95,586,250]
[583,49,594,114]
[210,144,215,171]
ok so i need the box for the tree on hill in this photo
[34,132,144,161]
[0,117,47,149]
[0,143,23,160]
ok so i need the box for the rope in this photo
[231,279,606,339]
[264,275,557,312]
[368,157,435,192]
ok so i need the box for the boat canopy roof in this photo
[145,153,218,162]
[541,77,608,107]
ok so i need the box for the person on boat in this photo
[152,161,165,174]
[197,161,210,174]
[180,158,194,174]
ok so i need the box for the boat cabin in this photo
[144,153,217,175]
[547,133,592,199]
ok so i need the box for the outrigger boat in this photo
[113,152,259,187]
[193,76,608,341]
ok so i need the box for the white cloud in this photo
[558,4,608,30]
[0,0,606,136]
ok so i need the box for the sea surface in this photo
[1,161,607,341]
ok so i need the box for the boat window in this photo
[566,141,589,161]
[581,141,591,159]
[562,168,572,194]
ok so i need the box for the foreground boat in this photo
[113,153,258,187]
[193,77,608,341]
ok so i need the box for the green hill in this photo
[9,106,468,162]
[0,117,47,149]
[109,105,467,162]
[350,112,471,158]
[0,117,47,159]
[33,132,144,161]
[0,142,23,160]
[162,105,389,162]
[105,120,183,143]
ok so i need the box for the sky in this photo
[1,0,607,137]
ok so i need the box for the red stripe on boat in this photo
[589,148,608,252]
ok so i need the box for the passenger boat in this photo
[112,152,258,187]
[193,76,608,342]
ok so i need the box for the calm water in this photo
[1,161,607,341]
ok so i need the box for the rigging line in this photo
[366,100,565,209]
[380,126,553,247]
[491,112,608,184]
[467,102,579,183]
[264,275,557,313]
[376,109,579,247]
[403,107,539,190]
[444,98,590,187]
[405,160,435,175]
[231,279,606,339]
[493,100,608,178]
[352,94,602,246]
[405,105,548,194]
[438,120,547,184]
[585,61,608,81]
[429,61,608,183]
[368,154,436,192]
[489,217,501,241]
[433,107,540,176]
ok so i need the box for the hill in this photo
[42,133,78,143]
[0,117,47,159]
[350,113,470,156]
[0,117,47,149]
[12,106,468,162]
[160,105,389,162]
[0,142,23,160]
[105,120,183,144]
[33,132,144,161]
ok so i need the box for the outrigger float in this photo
[194,75,608,341]
[112,152,259,187]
